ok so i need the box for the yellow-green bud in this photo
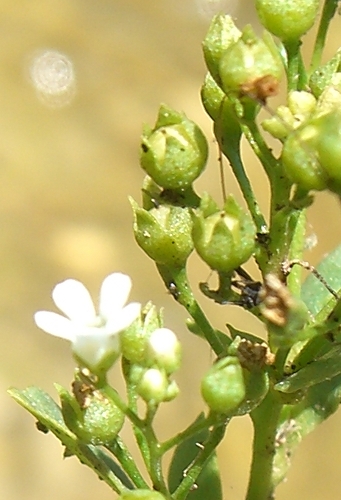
[137,368,169,404]
[256,0,319,42]
[140,104,208,190]
[192,195,256,273]
[131,198,193,268]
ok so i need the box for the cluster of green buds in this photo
[264,79,341,193]
[203,14,283,102]
[133,99,257,276]
[121,303,181,405]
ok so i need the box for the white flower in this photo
[34,273,141,369]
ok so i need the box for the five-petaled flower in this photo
[34,273,141,371]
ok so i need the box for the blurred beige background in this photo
[2,1,341,499]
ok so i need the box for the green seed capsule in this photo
[201,357,246,414]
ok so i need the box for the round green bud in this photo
[281,127,328,191]
[192,195,256,273]
[131,198,193,268]
[219,26,282,97]
[58,385,124,445]
[137,368,169,404]
[140,104,208,190]
[312,111,341,190]
[119,490,166,500]
[201,356,246,414]
[256,0,319,41]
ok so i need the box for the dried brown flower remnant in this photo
[237,338,275,369]
[258,273,294,326]
[240,74,279,103]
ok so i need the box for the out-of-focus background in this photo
[2,1,341,499]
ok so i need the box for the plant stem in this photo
[106,437,149,489]
[157,264,225,356]
[310,0,339,73]
[283,40,305,91]
[172,420,227,500]
[246,390,283,500]
[160,413,216,454]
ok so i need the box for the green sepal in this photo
[201,72,225,121]
[309,49,341,98]
[202,14,241,86]
[168,414,222,500]
[121,302,163,365]
[8,386,132,491]
[227,323,265,345]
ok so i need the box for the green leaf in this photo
[275,344,341,393]
[8,386,133,491]
[168,415,222,500]
[301,243,341,318]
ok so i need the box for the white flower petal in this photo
[105,302,141,334]
[72,330,120,367]
[52,279,97,323]
[34,311,77,341]
[99,273,132,320]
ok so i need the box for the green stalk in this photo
[172,421,227,500]
[105,437,149,489]
[157,264,225,356]
[310,0,339,73]
[283,39,305,91]
[246,390,283,500]
[160,413,216,454]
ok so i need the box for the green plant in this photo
[9,1,341,499]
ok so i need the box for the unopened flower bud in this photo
[146,328,181,374]
[201,356,246,414]
[137,368,169,404]
[219,26,282,98]
[58,383,124,445]
[140,104,208,190]
[262,91,316,139]
[202,14,241,85]
[131,198,193,268]
[192,195,256,273]
[256,0,319,42]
